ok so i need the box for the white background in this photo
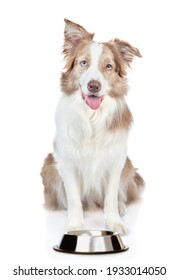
[0,0,179,279]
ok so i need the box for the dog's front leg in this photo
[57,163,84,230]
[104,163,128,235]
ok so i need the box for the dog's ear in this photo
[113,39,142,67]
[63,19,94,56]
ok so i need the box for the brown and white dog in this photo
[41,19,144,235]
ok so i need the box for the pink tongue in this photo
[86,95,102,110]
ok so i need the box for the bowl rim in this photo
[53,229,129,254]
[66,229,115,237]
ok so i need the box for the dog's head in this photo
[61,19,141,110]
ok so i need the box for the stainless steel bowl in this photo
[53,230,129,254]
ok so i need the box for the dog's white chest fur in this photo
[53,93,127,208]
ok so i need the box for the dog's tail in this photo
[121,157,145,203]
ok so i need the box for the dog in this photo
[41,19,144,235]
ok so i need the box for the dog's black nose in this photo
[87,80,101,94]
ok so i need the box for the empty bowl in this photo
[53,230,129,254]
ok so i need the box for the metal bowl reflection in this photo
[53,230,129,254]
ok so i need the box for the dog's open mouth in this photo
[82,94,104,110]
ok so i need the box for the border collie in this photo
[41,19,144,235]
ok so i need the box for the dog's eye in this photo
[80,60,88,67]
[106,64,113,70]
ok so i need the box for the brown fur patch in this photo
[61,41,92,95]
[40,154,60,210]
[114,39,142,66]
[61,19,95,95]
[103,42,127,77]
[106,101,133,131]
[61,69,79,95]
[108,39,142,68]
[63,19,94,64]
[98,44,133,131]
[64,19,94,48]
[99,44,128,98]
[121,157,145,203]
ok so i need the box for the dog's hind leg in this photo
[40,153,66,210]
[120,157,145,205]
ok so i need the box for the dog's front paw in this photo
[106,216,128,235]
[111,222,128,235]
[67,208,84,231]
[67,217,84,231]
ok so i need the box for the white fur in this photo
[53,42,128,234]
